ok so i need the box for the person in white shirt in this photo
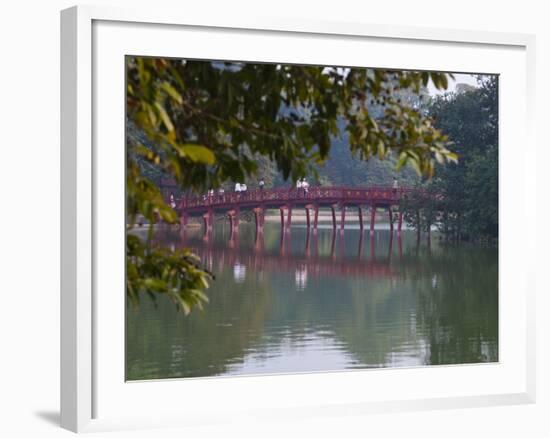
[302,179,309,196]
[207,189,214,204]
[169,192,176,209]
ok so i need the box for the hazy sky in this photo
[428,73,479,96]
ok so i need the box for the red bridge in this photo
[176,186,421,235]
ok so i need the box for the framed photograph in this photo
[61,5,536,433]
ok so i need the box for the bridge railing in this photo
[176,186,423,211]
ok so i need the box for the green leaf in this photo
[160,82,183,104]
[154,102,175,132]
[175,144,216,165]
[396,152,408,170]
[447,152,459,163]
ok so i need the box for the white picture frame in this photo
[60,4,536,433]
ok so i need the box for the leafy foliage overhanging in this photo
[126,57,456,312]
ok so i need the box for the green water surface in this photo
[126,223,498,380]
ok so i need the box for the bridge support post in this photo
[228,208,239,238]
[286,204,293,230]
[233,209,239,233]
[203,210,214,235]
[398,211,403,235]
[330,204,337,231]
[370,205,376,235]
[254,225,265,253]
[253,207,265,235]
[388,207,394,233]
[358,206,363,232]
[279,206,285,230]
[305,204,315,231]
[340,203,346,233]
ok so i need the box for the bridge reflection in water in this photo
[166,220,429,292]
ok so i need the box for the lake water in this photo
[126,222,498,380]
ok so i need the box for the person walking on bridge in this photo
[296,178,303,197]
[169,192,176,209]
[302,178,309,197]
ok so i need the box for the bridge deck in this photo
[177,186,417,214]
